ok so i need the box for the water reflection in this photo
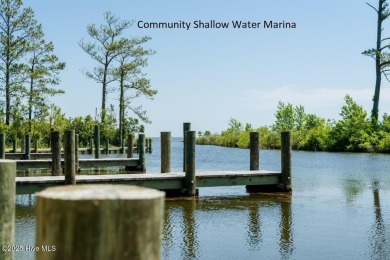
[279,200,293,259]
[370,181,390,260]
[163,194,293,259]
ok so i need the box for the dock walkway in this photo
[16,170,281,195]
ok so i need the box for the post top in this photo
[36,185,165,200]
[0,159,16,164]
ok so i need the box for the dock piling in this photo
[0,133,5,159]
[121,138,125,154]
[24,134,30,160]
[94,125,100,159]
[138,133,146,172]
[105,139,109,154]
[184,131,196,196]
[0,160,16,260]
[12,138,17,153]
[161,132,171,173]
[75,134,80,173]
[51,131,62,176]
[64,130,76,185]
[183,122,191,172]
[250,132,259,170]
[127,134,134,158]
[281,131,292,192]
[36,185,165,260]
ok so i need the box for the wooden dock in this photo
[16,158,139,171]
[15,170,281,195]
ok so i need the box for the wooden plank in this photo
[16,158,139,170]
[15,170,281,195]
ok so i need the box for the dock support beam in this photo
[127,134,134,158]
[51,131,62,176]
[36,185,165,260]
[281,131,292,192]
[12,138,17,153]
[161,132,171,173]
[250,132,259,170]
[94,125,100,159]
[64,130,76,185]
[183,122,191,172]
[75,134,80,173]
[0,133,5,159]
[184,131,196,196]
[24,134,30,160]
[0,160,16,260]
[138,133,146,172]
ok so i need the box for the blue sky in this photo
[23,0,390,136]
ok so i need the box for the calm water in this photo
[15,138,390,259]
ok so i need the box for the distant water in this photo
[14,137,390,259]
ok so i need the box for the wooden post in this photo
[34,138,38,153]
[12,138,17,153]
[149,138,153,153]
[183,122,191,172]
[105,138,109,154]
[24,134,31,160]
[0,133,5,159]
[250,132,259,170]
[138,133,146,172]
[127,134,134,158]
[161,132,171,173]
[75,134,80,173]
[51,131,62,176]
[0,160,16,260]
[94,125,100,159]
[64,130,76,185]
[89,138,94,155]
[121,138,125,154]
[36,185,165,260]
[184,131,196,196]
[281,131,292,192]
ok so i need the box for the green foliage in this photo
[196,95,390,153]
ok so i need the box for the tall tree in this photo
[0,0,39,125]
[26,27,65,132]
[363,0,390,126]
[79,11,131,122]
[115,37,156,147]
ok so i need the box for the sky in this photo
[21,0,390,136]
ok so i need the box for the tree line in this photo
[0,0,156,147]
[197,95,390,153]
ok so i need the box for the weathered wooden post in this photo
[250,132,259,170]
[281,131,292,192]
[64,130,76,185]
[138,133,146,172]
[24,134,31,160]
[184,131,196,196]
[89,138,94,155]
[34,139,39,153]
[12,138,17,153]
[161,132,171,173]
[0,160,16,260]
[149,138,153,153]
[94,125,100,159]
[127,134,134,158]
[121,138,125,154]
[0,133,5,159]
[36,185,165,260]
[105,138,109,154]
[75,134,80,173]
[183,122,191,172]
[51,131,62,176]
